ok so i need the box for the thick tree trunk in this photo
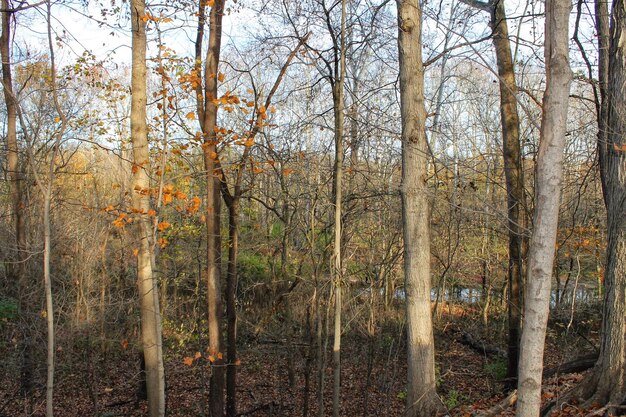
[516,2,572,417]
[593,0,626,404]
[130,1,166,416]
[489,0,526,385]
[397,1,440,415]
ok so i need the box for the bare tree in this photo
[0,0,31,400]
[194,0,226,414]
[130,0,166,415]
[516,1,572,416]
[397,0,441,415]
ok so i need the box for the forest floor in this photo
[0,303,601,417]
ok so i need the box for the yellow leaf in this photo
[54,117,61,123]
[133,248,139,257]
[40,310,47,318]
[186,111,196,120]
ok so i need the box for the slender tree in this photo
[460,0,527,384]
[332,0,347,415]
[0,0,31,400]
[130,0,166,415]
[194,0,226,413]
[516,1,571,416]
[397,0,441,415]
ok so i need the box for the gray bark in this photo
[397,0,440,415]
[130,1,166,415]
[516,2,572,416]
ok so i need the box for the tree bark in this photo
[592,0,626,404]
[130,1,166,415]
[397,0,440,415]
[460,0,527,384]
[515,2,572,417]
[195,0,226,414]
[332,1,347,416]
[489,0,527,386]
[0,0,32,399]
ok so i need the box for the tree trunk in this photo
[195,0,226,414]
[130,1,166,415]
[592,0,626,404]
[332,1,347,416]
[515,2,572,416]
[0,0,32,399]
[226,199,239,417]
[397,0,440,415]
[489,0,526,386]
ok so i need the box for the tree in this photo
[130,0,166,415]
[194,0,226,414]
[459,0,527,384]
[331,0,347,415]
[586,0,626,405]
[397,0,441,415]
[0,0,31,400]
[515,1,572,416]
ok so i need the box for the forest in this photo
[0,0,624,416]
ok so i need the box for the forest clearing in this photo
[0,0,625,416]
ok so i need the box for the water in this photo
[385,285,599,306]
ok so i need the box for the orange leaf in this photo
[217,352,223,360]
[217,72,225,82]
[121,339,129,350]
[133,248,139,257]
[147,209,157,217]
[186,111,196,120]
[183,357,193,366]
[194,351,202,359]
[157,221,171,231]
[208,355,216,363]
